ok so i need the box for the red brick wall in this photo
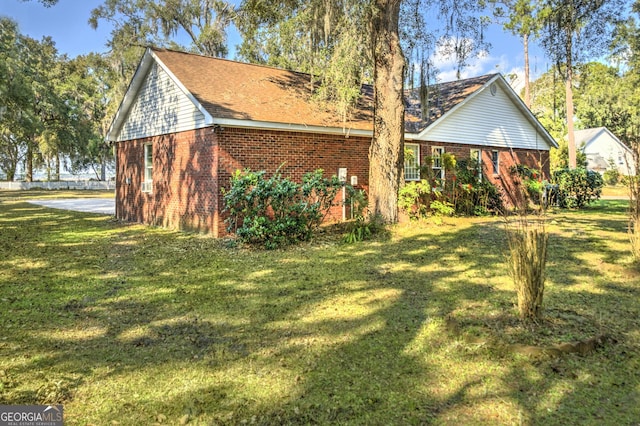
[214,127,371,234]
[116,126,551,236]
[116,127,371,237]
[408,140,551,208]
[115,128,219,234]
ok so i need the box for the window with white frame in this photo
[491,150,499,175]
[404,143,420,181]
[470,148,482,181]
[143,143,153,193]
[432,146,444,180]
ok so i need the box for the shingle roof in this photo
[574,127,633,153]
[574,127,606,146]
[153,48,374,131]
[152,48,495,134]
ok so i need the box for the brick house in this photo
[106,48,557,236]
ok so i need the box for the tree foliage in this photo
[490,0,545,107]
[19,0,58,5]
[610,1,640,147]
[538,0,623,168]
[574,62,630,135]
[0,17,114,181]
[89,0,236,58]
[236,0,488,223]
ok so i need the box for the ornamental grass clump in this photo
[628,142,640,261]
[505,214,549,320]
[629,178,640,261]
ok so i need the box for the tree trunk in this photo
[565,31,576,169]
[26,141,34,182]
[523,32,531,108]
[55,151,60,181]
[100,156,106,181]
[5,159,16,181]
[368,0,405,223]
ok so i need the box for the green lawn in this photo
[1,191,638,425]
[602,184,631,198]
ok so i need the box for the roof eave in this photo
[211,117,373,137]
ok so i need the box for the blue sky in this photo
[1,0,549,89]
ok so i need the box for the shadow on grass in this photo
[1,198,638,424]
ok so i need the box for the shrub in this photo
[430,200,455,216]
[343,214,387,244]
[398,180,434,219]
[509,164,544,206]
[453,159,503,216]
[552,167,603,208]
[398,157,504,219]
[343,188,384,243]
[223,168,342,248]
[603,168,620,186]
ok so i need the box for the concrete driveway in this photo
[27,198,115,215]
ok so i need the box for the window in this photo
[432,147,444,180]
[143,143,153,192]
[404,143,420,181]
[491,150,499,175]
[470,149,482,181]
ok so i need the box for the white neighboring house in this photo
[575,127,636,176]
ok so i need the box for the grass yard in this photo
[602,184,631,198]
[0,190,639,425]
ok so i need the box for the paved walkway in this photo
[27,198,115,215]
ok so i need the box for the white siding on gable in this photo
[116,63,207,141]
[421,83,551,151]
[583,131,636,175]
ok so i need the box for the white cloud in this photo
[430,36,525,86]
[502,66,526,93]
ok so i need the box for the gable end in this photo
[111,58,209,142]
[417,77,557,151]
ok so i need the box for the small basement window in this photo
[143,143,153,193]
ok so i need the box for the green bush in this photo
[603,169,620,186]
[453,159,503,215]
[343,214,387,244]
[398,180,434,219]
[552,167,603,208]
[509,164,545,206]
[223,168,342,248]
[398,157,503,219]
[343,188,381,243]
[430,200,455,216]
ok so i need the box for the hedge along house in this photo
[106,48,558,236]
